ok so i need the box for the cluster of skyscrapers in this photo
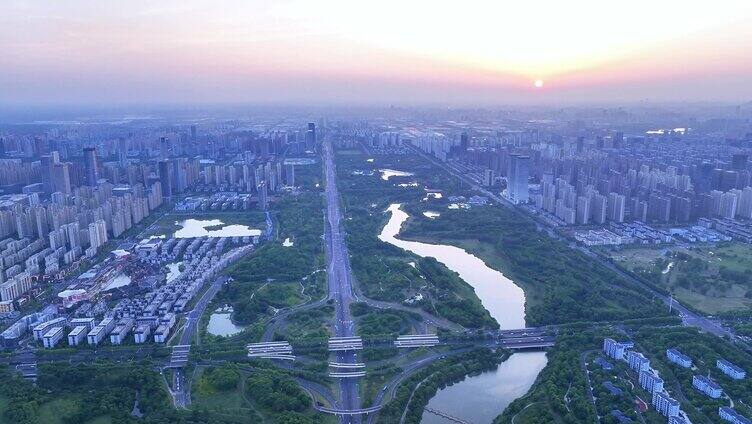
[0,121,317,315]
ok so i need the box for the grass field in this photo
[610,242,752,314]
[283,305,333,342]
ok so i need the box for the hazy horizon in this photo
[3,1,752,107]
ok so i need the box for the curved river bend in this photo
[378,203,547,424]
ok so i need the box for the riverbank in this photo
[380,203,524,329]
[399,204,670,326]
[378,348,507,424]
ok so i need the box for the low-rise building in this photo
[720,406,752,424]
[33,317,67,341]
[0,300,14,314]
[693,375,723,398]
[109,318,134,345]
[86,317,115,345]
[610,410,633,423]
[718,359,746,380]
[594,357,614,371]
[603,381,623,396]
[667,348,692,368]
[42,326,64,349]
[67,325,87,346]
[153,324,170,343]
[70,317,96,331]
[669,416,691,424]
[134,324,151,344]
[86,325,106,345]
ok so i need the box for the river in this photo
[378,203,547,423]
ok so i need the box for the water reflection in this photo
[421,352,548,424]
[379,169,414,181]
[207,306,244,337]
[378,203,544,423]
[174,219,261,238]
[379,203,525,328]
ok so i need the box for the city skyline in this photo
[3,4,752,424]
[2,1,752,106]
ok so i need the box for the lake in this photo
[173,219,262,238]
[207,306,245,337]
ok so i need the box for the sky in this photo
[2,0,752,107]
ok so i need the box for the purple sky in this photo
[2,1,752,106]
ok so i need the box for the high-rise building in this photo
[34,137,46,158]
[305,122,316,151]
[507,154,530,204]
[608,192,626,222]
[720,192,738,219]
[737,187,752,219]
[627,350,650,372]
[639,368,664,394]
[158,160,172,199]
[41,154,57,193]
[83,147,99,186]
[53,162,72,195]
[576,196,591,224]
[459,132,469,157]
[652,391,680,417]
[285,163,295,186]
[258,181,268,210]
[483,169,495,187]
[732,154,748,171]
[160,137,169,159]
[117,137,127,167]
[591,194,607,224]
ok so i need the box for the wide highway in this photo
[323,141,362,423]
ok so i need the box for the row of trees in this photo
[245,369,311,414]
[0,361,241,424]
